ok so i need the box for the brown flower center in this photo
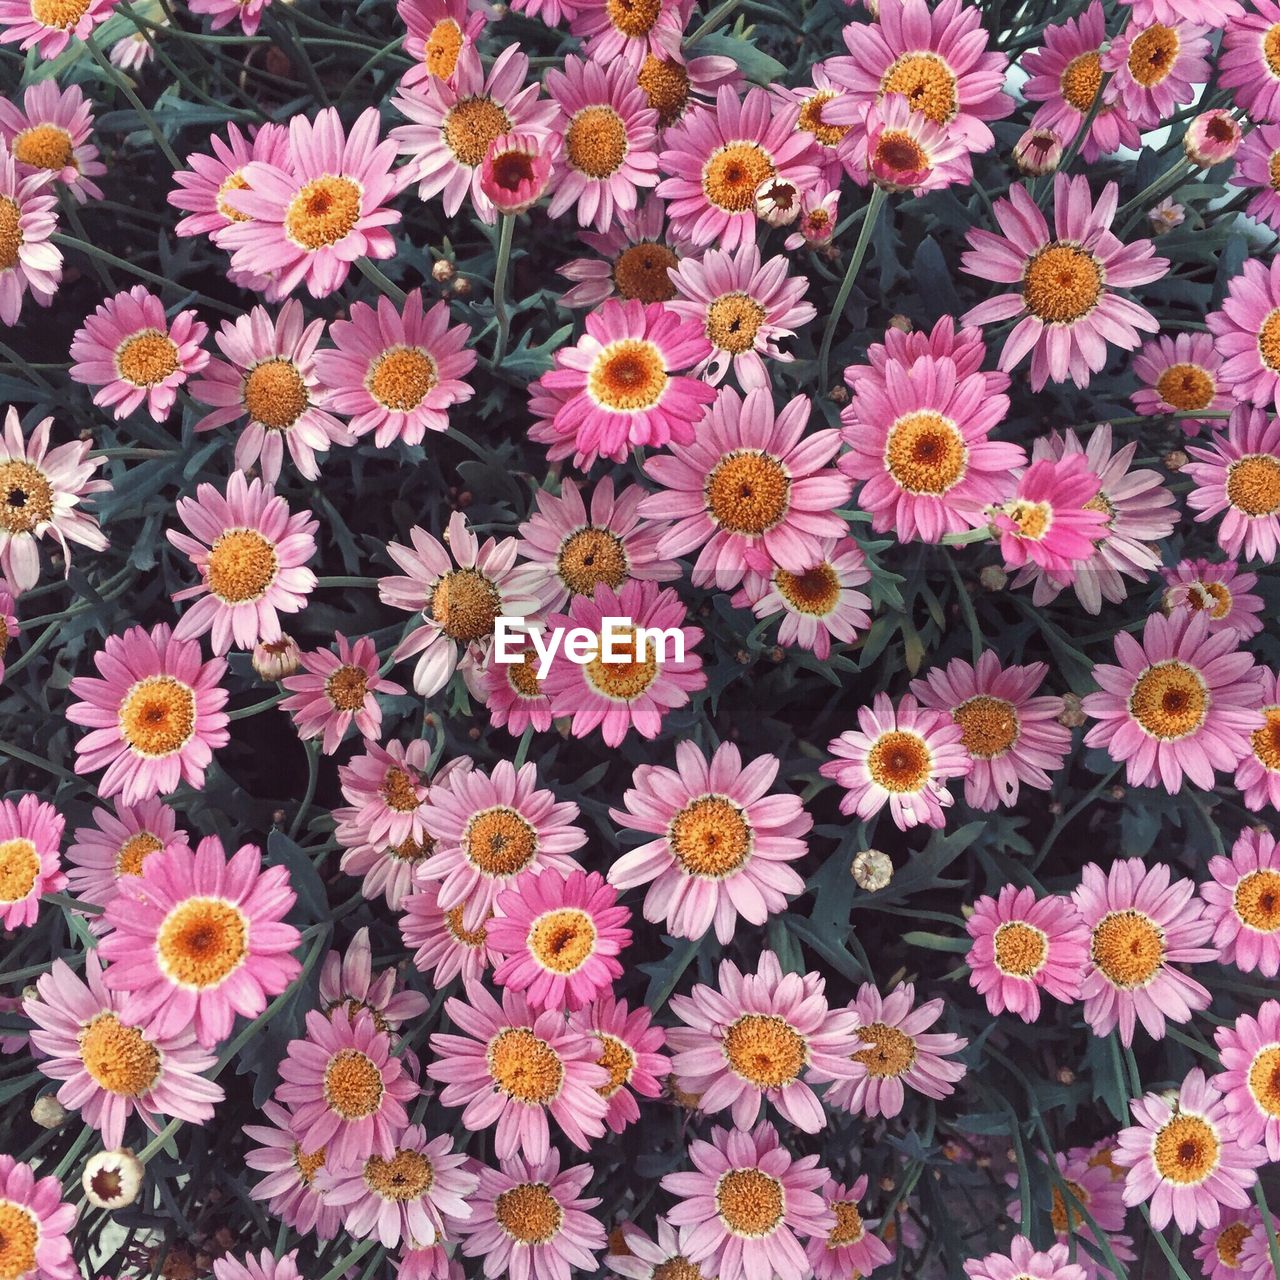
[463,805,538,877]
[325,664,369,712]
[116,831,163,877]
[423,17,463,79]
[207,528,279,604]
[606,0,660,36]
[1127,24,1179,88]
[828,1200,866,1248]
[0,460,54,534]
[583,627,660,701]
[13,124,74,171]
[116,329,180,387]
[992,920,1048,978]
[866,730,932,793]
[1152,1114,1219,1185]
[798,90,849,148]
[952,694,1019,758]
[1060,50,1103,113]
[527,907,597,974]
[593,1032,635,1098]
[1250,706,1280,771]
[1248,1045,1280,1117]
[0,1201,39,1280]
[1155,362,1214,411]
[884,411,968,494]
[1234,869,1280,932]
[588,338,669,411]
[494,1183,563,1244]
[0,838,39,905]
[557,526,629,596]
[705,292,766,354]
[1226,453,1280,516]
[429,568,501,642]
[118,675,197,758]
[852,1022,918,1077]
[637,56,691,127]
[323,1048,384,1118]
[613,241,679,303]
[715,1168,784,1238]
[363,1149,434,1201]
[30,0,90,28]
[566,105,629,179]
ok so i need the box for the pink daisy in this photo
[1237,667,1280,812]
[558,197,690,309]
[24,955,222,1149]
[962,175,1168,390]
[731,535,872,660]
[243,1099,343,1240]
[67,622,230,805]
[964,1237,1087,1280]
[1126,0,1241,23]
[275,1006,417,1168]
[807,1176,893,1280]
[168,471,318,656]
[1220,0,1280,122]
[336,737,439,859]
[455,1152,606,1280]
[912,654,1071,811]
[397,0,487,91]
[667,951,860,1134]
[488,868,630,1012]
[1201,828,1280,977]
[280,632,405,755]
[608,740,810,945]
[1161,558,1265,641]
[993,455,1109,579]
[1116,1067,1264,1232]
[0,0,113,57]
[1215,1000,1280,1161]
[1186,407,1280,561]
[786,184,839,251]
[418,758,587,932]
[821,691,972,831]
[633,51,742,132]
[213,1251,302,1280]
[98,835,302,1047]
[1081,610,1262,793]
[839,352,1024,543]
[68,285,209,422]
[1131,332,1232,433]
[318,926,429,1032]
[221,108,403,300]
[665,241,815,389]
[1208,259,1280,412]
[481,129,558,216]
[541,579,706,746]
[568,994,667,1134]
[1102,20,1211,129]
[314,288,477,448]
[844,312,1009,401]
[1231,124,1280,233]
[772,66,857,186]
[189,300,351,482]
[539,297,715,467]
[1196,1208,1264,1280]
[965,885,1089,1020]
[656,85,821,251]
[1072,857,1217,1045]
[0,142,59,326]
[641,387,848,587]
[0,792,64,930]
[400,879,498,987]
[427,979,609,1162]
[839,90,969,191]
[0,406,108,594]
[0,585,17,677]
[0,1157,75,1280]
[1185,109,1243,167]
[659,1120,833,1280]
[392,44,559,223]
[479,637,554,737]
[607,1218,707,1280]
[0,80,104,202]
[189,0,269,34]
[823,981,967,1118]
[570,0,688,67]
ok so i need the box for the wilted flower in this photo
[1148,197,1185,233]
[1184,109,1243,167]
[851,849,893,891]
[83,1150,144,1209]
[1012,126,1062,176]
[754,176,801,226]
[252,635,301,682]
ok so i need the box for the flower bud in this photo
[1184,109,1241,167]
[1012,127,1062,177]
[851,848,893,891]
[1057,692,1086,729]
[252,635,300,682]
[978,565,1007,592]
[431,259,455,283]
[1147,198,1185,234]
[480,132,558,216]
[31,1096,67,1129]
[1163,448,1189,472]
[83,1149,144,1209]
[754,177,801,227]
[784,187,838,251]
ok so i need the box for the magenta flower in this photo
[1230,124,1280,233]
[1186,407,1280,562]
[168,121,289,245]
[992,455,1109,579]
[964,1237,1087,1280]
[242,1099,342,1240]
[1214,1000,1280,1161]
[318,926,428,1032]
[0,1156,76,1280]
[0,140,60,326]
[1200,828,1280,977]
[841,91,969,192]
[1220,0,1280,121]
[0,792,64,930]
[399,879,498,989]
[807,1176,893,1280]
[0,0,113,57]
[1102,20,1210,129]
[479,131,558,215]
[558,197,690,309]
[397,0,487,91]
[1161,558,1264,641]
[1131,331,1232,434]
[1237,667,1280,811]
[568,994,668,1134]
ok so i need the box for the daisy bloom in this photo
[1201,828,1280,977]
[1185,109,1242,167]
[479,131,557,216]
[1215,1000,1280,1161]
[398,0,486,91]
[190,299,352,482]
[318,926,429,1031]
[314,288,477,448]
[213,1251,303,1280]
[418,758,587,932]
[992,455,1108,579]
[0,0,114,57]
[1231,124,1280,233]
[168,121,290,244]
[964,1237,1086,1280]
[1209,259,1280,411]
[667,951,860,1134]
[1236,668,1280,811]
[1196,1209,1263,1280]
[1081,610,1262,793]
[1116,1067,1263,1233]
[570,0,688,67]
[1102,21,1210,130]
[569,994,667,1134]
[456,1152,606,1280]
[1072,857,1217,1045]
[962,175,1167,390]
[24,955,222,1149]
[0,143,59,326]
[0,793,64,930]
[541,579,706,747]
[665,242,816,389]
[844,311,1009,401]
[842,91,968,191]
[609,740,810,945]
[1161,558,1264,641]
[479,638,554,736]
[400,879,498,987]
[280,633,405,755]
[641,383,851,584]
[824,981,967,1118]
[1131,332,1231,433]
[336,736,440,859]
[772,65,856,186]
[1186,407,1280,561]
[1127,0,1241,22]
[785,184,840,250]
[392,44,559,223]
[0,1156,75,1280]
[965,885,1089,1020]
[221,107,403,300]
[558,197,689,308]
[0,406,108,594]
[659,1119,833,1280]
[538,297,715,467]
[807,1177,893,1280]
[0,80,104,202]
[275,1006,418,1167]
[68,285,209,422]
[319,1125,477,1249]
[488,868,630,1012]
[656,84,821,251]
[731,535,872,660]
[0,586,16,678]
[1220,0,1280,123]
[99,835,301,1047]
[67,622,230,805]
[912,654,1071,810]
[634,51,742,133]
[821,691,972,831]
[243,1099,342,1240]
[607,1217,706,1280]
[427,980,609,1162]
[1021,2,1139,163]
[189,0,268,33]
[379,510,547,697]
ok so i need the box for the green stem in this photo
[0,741,73,780]
[46,892,103,916]
[51,1124,96,1183]
[1252,1182,1280,1280]
[817,185,887,393]
[228,693,285,721]
[136,1116,183,1163]
[84,33,181,170]
[316,576,380,588]
[939,525,993,546]
[355,257,407,307]
[492,213,516,367]
[512,725,534,770]
[685,0,744,47]
[289,741,321,840]
[51,235,239,315]
[1117,157,1193,220]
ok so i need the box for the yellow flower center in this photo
[992,920,1048,978]
[487,1026,564,1103]
[866,730,933,793]
[952,694,1019,759]
[588,338,669,411]
[1128,659,1208,740]
[12,124,74,171]
[293,1144,325,1184]
[1003,499,1053,542]
[613,241,679,304]
[380,767,421,813]
[722,1013,808,1087]
[463,806,538,877]
[715,1168,784,1239]
[584,626,660,701]
[363,1149,434,1201]
[1152,1114,1219,1185]
[1218,1220,1251,1267]
[1022,243,1104,323]
[1266,23,1280,77]
[828,1200,866,1248]
[527,907,597,974]
[207,528,279,604]
[705,292,767,355]
[323,1048,385,1118]
[444,903,489,947]
[30,0,90,28]
[557,526,629,596]
[702,142,775,214]
[322,664,368,713]
[216,171,252,223]
[118,675,197,759]
[443,96,511,167]
[0,1200,39,1280]
[852,1022,918,1077]
[1250,706,1280,772]
[798,90,849,148]
[0,460,54,534]
[1248,1045,1280,1117]
[606,0,660,35]
[243,358,308,431]
[652,1259,702,1280]
[1226,453,1280,516]
[874,130,928,177]
[884,411,968,495]
[1091,909,1164,988]
[636,56,691,127]
[1270,150,1280,193]
[1155,362,1215,411]
[1127,23,1179,88]
[774,561,841,616]
[668,795,752,878]
[429,568,501,642]
[423,17,463,80]
[284,175,362,251]
[116,329,180,388]
[79,1012,161,1096]
[115,831,163,877]
[566,105,629,179]
[593,1032,635,1098]
[504,650,543,699]
[1060,51,1103,113]
[880,52,958,124]
[494,1183,563,1244]
[1235,869,1280,932]
[1049,1180,1088,1235]
[366,345,437,412]
[1258,310,1280,371]
[156,897,248,988]
[705,450,790,535]
[0,838,39,905]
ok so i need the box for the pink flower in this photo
[607,1218,708,1280]
[479,131,557,215]
[1200,828,1280,977]
[1081,610,1262,793]
[242,1100,343,1240]
[993,455,1108,579]
[0,0,113,57]
[1237,667,1280,811]
[1195,1208,1264,1280]
[336,737,442,862]
[1102,20,1210,129]
[1214,1000,1280,1161]
[557,197,690,308]
[213,1251,302,1280]
[1220,0,1280,122]
[608,740,810,945]
[69,286,209,422]
[1161,558,1264,641]
[318,926,428,1031]
[0,585,17,677]
[0,792,64,929]
[1208,258,1280,411]
[785,184,839,250]
[397,0,486,91]
[1131,332,1232,433]
[964,1237,1087,1280]
[0,79,103,202]
[1185,109,1243,166]
[772,66,857,186]
[1116,1067,1264,1232]
[821,691,972,831]
[1072,857,1217,1045]
[168,122,289,244]
[1231,123,1280,233]
[0,1156,76,1280]
[569,0,688,67]
[842,91,969,191]
[965,885,1089,1020]
[807,1177,893,1280]
[98,835,301,1047]
[1185,407,1280,562]
[568,994,667,1134]
[399,879,498,988]
[68,622,230,805]
[478,638,553,737]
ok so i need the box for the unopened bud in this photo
[252,635,300,682]
[1163,449,1189,472]
[31,1096,66,1129]
[451,277,472,297]
[754,177,801,227]
[852,848,893,892]
[888,315,912,333]
[1057,692,1086,729]
[1184,109,1241,167]
[431,259,455,283]
[83,1149,144,1209]
[1012,127,1062,177]
[979,565,1007,592]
